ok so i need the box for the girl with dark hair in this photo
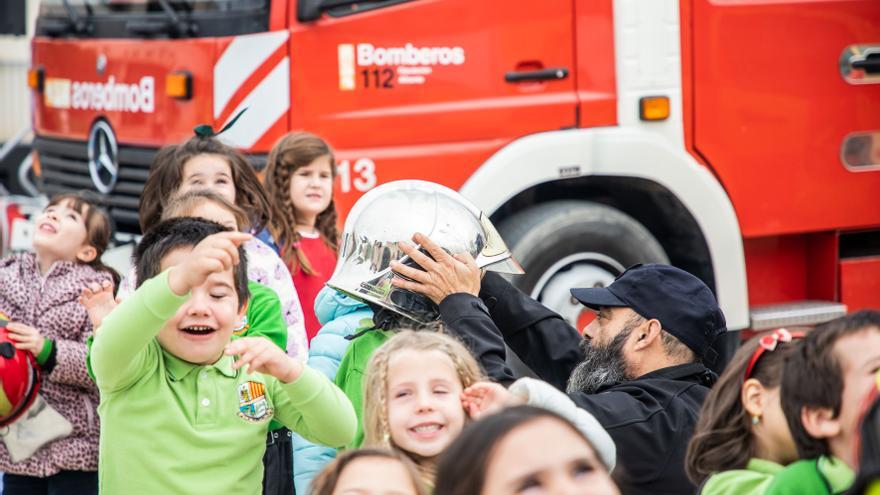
[139,135,289,244]
[0,193,118,494]
[127,135,308,360]
[309,448,427,495]
[685,329,803,494]
[263,132,339,342]
[434,406,619,495]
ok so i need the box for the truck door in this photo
[691,0,880,238]
[289,0,576,213]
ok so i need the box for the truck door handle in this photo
[851,53,880,74]
[505,67,569,83]
[840,45,880,84]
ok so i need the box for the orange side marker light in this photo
[639,96,670,121]
[166,71,192,100]
[27,68,44,92]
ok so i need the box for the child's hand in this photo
[225,337,304,384]
[6,322,45,355]
[79,280,118,331]
[168,232,252,296]
[461,381,525,419]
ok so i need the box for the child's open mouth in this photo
[180,325,216,336]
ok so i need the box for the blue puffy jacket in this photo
[292,286,372,495]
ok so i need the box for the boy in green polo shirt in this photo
[767,311,880,494]
[90,218,356,495]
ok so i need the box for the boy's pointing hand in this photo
[168,232,252,296]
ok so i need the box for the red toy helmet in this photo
[0,312,41,427]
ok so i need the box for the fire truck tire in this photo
[497,201,668,326]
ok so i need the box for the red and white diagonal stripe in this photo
[213,30,290,149]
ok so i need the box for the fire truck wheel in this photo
[498,200,668,329]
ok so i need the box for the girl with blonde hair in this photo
[362,330,485,486]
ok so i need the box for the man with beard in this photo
[391,235,726,495]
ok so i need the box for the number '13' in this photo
[338,158,377,193]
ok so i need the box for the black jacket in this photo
[441,272,715,495]
[439,292,517,386]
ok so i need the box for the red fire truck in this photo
[27,0,880,337]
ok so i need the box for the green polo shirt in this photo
[90,270,356,495]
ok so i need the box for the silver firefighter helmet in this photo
[327,180,523,324]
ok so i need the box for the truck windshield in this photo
[40,0,265,15]
[37,0,269,38]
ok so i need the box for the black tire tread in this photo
[498,200,668,292]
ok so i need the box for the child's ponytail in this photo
[87,258,121,294]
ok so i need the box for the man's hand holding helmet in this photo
[390,232,482,305]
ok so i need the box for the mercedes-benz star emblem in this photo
[87,121,119,194]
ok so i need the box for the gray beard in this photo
[566,326,633,395]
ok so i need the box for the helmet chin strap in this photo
[344,302,438,341]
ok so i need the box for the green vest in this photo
[334,327,393,448]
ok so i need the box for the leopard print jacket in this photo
[0,253,112,477]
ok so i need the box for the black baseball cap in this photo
[570,264,726,358]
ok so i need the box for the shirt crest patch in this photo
[232,315,249,336]
[237,381,272,422]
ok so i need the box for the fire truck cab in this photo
[29,0,880,342]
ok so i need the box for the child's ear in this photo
[741,378,767,418]
[76,245,98,264]
[801,406,842,440]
